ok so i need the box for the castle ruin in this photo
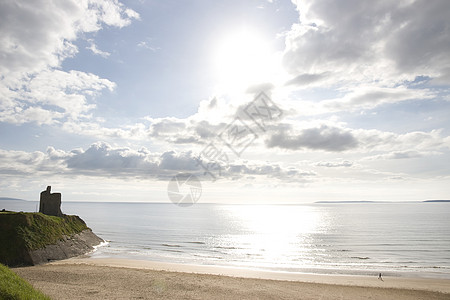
[39,186,63,217]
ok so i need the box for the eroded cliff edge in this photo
[0,211,103,267]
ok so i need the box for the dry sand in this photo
[13,258,450,300]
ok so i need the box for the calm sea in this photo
[2,200,450,279]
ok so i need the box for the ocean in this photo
[2,200,450,279]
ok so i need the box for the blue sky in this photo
[63,0,297,120]
[1,0,449,203]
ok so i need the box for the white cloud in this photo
[316,160,353,168]
[0,0,138,125]
[356,128,449,152]
[363,150,433,161]
[0,70,116,125]
[321,86,434,112]
[137,41,160,52]
[86,40,111,58]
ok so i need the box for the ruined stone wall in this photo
[39,186,63,217]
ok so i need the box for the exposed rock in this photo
[39,186,63,217]
[28,229,104,265]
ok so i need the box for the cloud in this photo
[363,150,435,161]
[0,70,115,124]
[137,41,159,52]
[159,151,199,171]
[384,0,450,82]
[55,93,269,142]
[322,86,434,112]
[356,128,449,152]
[285,72,330,87]
[86,40,111,58]
[381,151,423,160]
[55,94,281,145]
[245,82,275,95]
[148,118,187,137]
[0,148,63,175]
[223,162,316,181]
[280,0,448,117]
[66,142,159,174]
[316,160,353,167]
[285,0,450,84]
[264,122,450,154]
[0,0,138,125]
[0,142,317,182]
[266,124,358,151]
[0,0,138,77]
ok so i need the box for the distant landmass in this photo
[315,200,450,204]
[423,200,450,203]
[315,201,377,203]
[0,197,27,201]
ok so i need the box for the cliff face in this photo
[0,212,103,267]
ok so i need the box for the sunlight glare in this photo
[225,205,323,264]
[213,29,276,92]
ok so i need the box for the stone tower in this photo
[39,186,63,217]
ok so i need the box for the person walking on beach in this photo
[378,273,383,281]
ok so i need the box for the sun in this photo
[212,29,276,92]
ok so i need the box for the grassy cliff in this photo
[0,212,89,266]
[0,263,50,299]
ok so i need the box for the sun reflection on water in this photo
[219,205,327,267]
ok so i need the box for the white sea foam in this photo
[92,240,110,252]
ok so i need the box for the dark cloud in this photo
[385,0,450,80]
[66,142,158,173]
[195,121,222,139]
[266,125,358,152]
[285,0,450,83]
[222,163,315,181]
[285,72,329,86]
[0,142,316,182]
[149,119,187,137]
[159,151,199,171]
[171,137,202,144]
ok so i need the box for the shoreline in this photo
[13,257,450,299]
[49,257,450,293]
[88,253,450,280]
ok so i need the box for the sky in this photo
[1,0,450,203]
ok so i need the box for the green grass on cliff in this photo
[0,212,89,266]
[0,263,50,300]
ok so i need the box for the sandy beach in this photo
[13,258,450,300]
